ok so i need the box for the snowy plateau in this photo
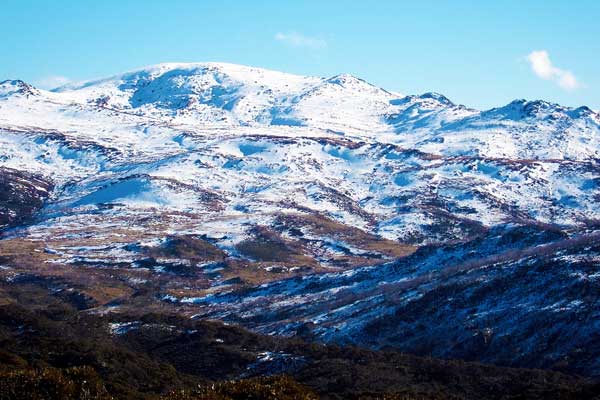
[1,62,600,376]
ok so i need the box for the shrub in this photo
[163,375,318,400]
[0,366,111,400]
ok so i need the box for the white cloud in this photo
[35,75,72,90]
[274,32,327,49]
[526,50,581,90]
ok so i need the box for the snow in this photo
[109,321,141,335]
[0,61,598,279]
[1,62,600,376]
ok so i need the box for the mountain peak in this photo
[323,73,392,95]
[325,73,363,85]
[417,92,454,105]
[390,92,456,109]
[0,79,39,97]
[55,62,317,93]
[483,98,599,121]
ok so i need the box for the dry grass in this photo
[276,213,416,260]
[0,206,415,315]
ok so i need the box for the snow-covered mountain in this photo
[1,62,599,376]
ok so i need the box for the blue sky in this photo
[1,0,598,110]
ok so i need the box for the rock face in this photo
[0,62,599,376]
[0,167,52,231]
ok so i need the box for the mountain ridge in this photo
[3,62,597,116]
[1,61,600,377]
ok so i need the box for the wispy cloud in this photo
[526,50,581,91]
[35,75,72,90]
[274,32,327,49]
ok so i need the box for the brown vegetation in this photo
[0,278,598,400]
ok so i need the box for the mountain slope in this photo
[0,62,599,377]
